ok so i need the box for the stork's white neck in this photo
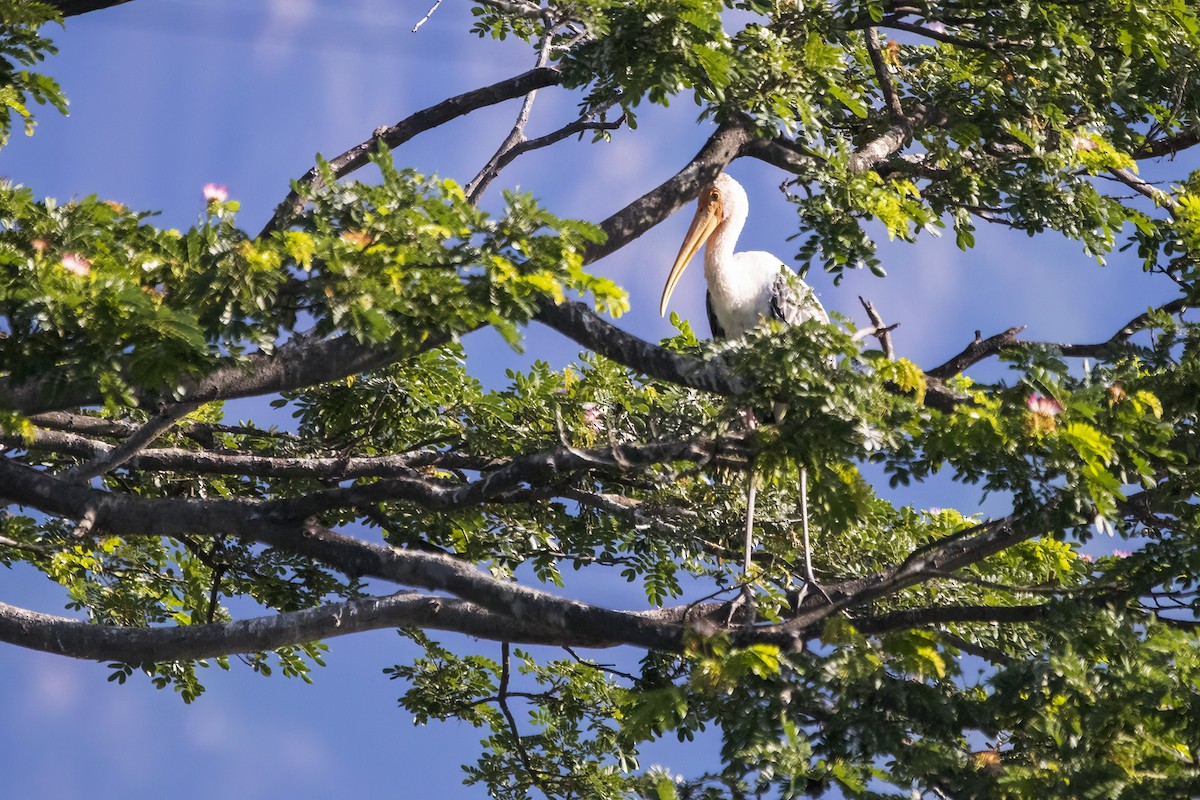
[703,198,746,293]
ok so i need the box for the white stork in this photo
[659,172,828,339]
[659,172,826,594]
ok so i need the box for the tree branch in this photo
[0,457,706,653]
[533,297,746,396]
[259,66,564,236]
[0,329,453,415]
[853,602,1048,634]
[1136,130,1200,159]
[0,592,617,662]
[62,400,201,483]
[865,28,905,120]
[45,0,133,16]
[583,122,752,264]
[928,296,1192,379]
[465,35,554,202]
[927,327,1026,380]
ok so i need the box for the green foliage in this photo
[0,1,65,148]
[6,1,1200,799]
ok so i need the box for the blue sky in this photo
[1,1,1193,797]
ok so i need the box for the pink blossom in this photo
[203,183,229,204]
[1026,393,1063,416]
[1113,549,1132,558]
[1079,553,1094,563]
[1071,134,1098,152]
[30,238,48,253]
[581,403,604,433]
[925,21,948,34]
[61,252,91,276]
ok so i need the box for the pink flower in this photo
[1026,393,1063,416]
[61,252,91,276]
[203,183,229,204]
[1071,134,1098,152]
[1079,553,1094,563]
[1113,549,1132,558]
[925,21,948,34]
[581,403,604,433]
[30,238,48,253]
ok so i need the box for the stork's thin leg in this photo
[799,467,813,583]
[724,466,758,627]
[799,467,833,604]
[743,472,757,578]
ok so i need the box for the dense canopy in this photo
[4,0,1200,797]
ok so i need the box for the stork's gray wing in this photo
[769,271,829,327]
[705,291,727,340]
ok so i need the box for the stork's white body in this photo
[660,172,826,341]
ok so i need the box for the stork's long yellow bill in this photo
[659,194,723,317]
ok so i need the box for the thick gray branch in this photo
[0,593,620,662]
[0,330,448,415]
[0,458,698,653]
[584,122,752,264]
[533,298,747,396]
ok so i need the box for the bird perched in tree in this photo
[659,172,828,341]
[659,171,827,596]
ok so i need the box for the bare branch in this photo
[475,101,625,199]
[1105,167,1177,209]
[847,105,937,173]
[63,400,201,483]
[584,122,752,263]
[928,296,1192,378]
[411,0,444,32]
[865,28,905,120]
[0,329,455,415]
[466,35,554,202]
[1136,130,1200,159]
[877,18,1007,52]
[259,66,563,236]
[533,297,747,396]
[45,0,133,16]
[927,327,1026,379]
[856,296,897,360]
[0,592,616,662]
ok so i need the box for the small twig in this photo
[562,646,639,682]
[411,0,444,32]
[856,296,898,360]
[498,642,551,793]
[878,18,1013,53]
[1105,167,1177,210]
[0,534,53,555]
[466,34,554,202]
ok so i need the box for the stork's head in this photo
[659,173,747,317]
